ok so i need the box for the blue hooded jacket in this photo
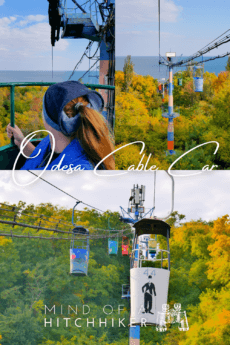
[20,135,93,170]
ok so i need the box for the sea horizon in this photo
[0,55,228,83]
[116,56,229,79]
[0,70,99,83]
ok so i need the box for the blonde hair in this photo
[63,96,115,170]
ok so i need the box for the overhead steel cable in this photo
[0,217,131,234]
[80,0,91,8]
[68,41,94,80]
[170,31,230,67]
[186,52,230,65]
[71,0,87,13]
[78,57,100,81]
[85,42,100,59]
[196,29,230,54]
[0,218,133,239]
[0,232,70,241]
[0,204,73,228]
[0,204,132,233]
[0,219,73,234]
[0,213,70,230]
[28,171,105,213]
[158,25,230,68]
[0,230,133,241]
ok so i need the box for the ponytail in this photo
[63,96,115,170]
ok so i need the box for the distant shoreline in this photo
[116,56,228,78]
[0,70,99,83]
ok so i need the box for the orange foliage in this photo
[207,215,230,287]
[212,71,229,93]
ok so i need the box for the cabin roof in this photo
[133,218,170,238]
[72,226,89,235]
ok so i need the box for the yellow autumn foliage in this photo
[115,67,230,169]
[0,236,12,246]
[207,215,230,287]
[179,289,230,345]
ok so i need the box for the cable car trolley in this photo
[130,218,170,326]
[193,64,204,92]
[70,202,89,276]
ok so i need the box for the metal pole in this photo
[129,235,140,345]
[167,229,170,271]
[129,189,141,345]
[162,61,179,155]
[129,326,140,345]
[10,85,15,145]
[167,65,174,154]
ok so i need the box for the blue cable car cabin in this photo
[178,78,182,86]
[193,65,204,92]
[70,226,89,276]
[108,233,118,255]
[121,284,130,299]
[149,248,157,258]
[148,235,158,259]
[61,12,100,42]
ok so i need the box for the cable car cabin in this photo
[149,248,156,258]
[148,237,159,259]
[108,237,118,255]
[193,65,204,92]
[62,12,100,42]
[122,284,130,299]
[122,236,129,256]
[130,218,171,326]
[138,234,158,260]
[70,226,89,276]
[178,78,182,86]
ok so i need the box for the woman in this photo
[6,81,115,170]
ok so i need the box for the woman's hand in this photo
[6,124,25,148]
[6,124,36,156]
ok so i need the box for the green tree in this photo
[225,56,230,71]
[123,55,134,92]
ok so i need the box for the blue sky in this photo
[1,0,230,69]
[0,0,99,70]
[0,170,229,223]
[116,0,230,57]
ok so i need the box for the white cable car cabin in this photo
[130,218,170,326]
[193,65,204,92]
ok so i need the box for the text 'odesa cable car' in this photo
[70,226,90,276]
[130,218,170,326]
[193,65,204,92]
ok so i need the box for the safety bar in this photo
[0,82,115,145]
[122,284,130,298]
[131,248,170,269]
